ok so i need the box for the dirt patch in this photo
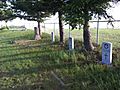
[13,40,36,45]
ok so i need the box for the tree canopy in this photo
[10,0,50,22]
[64,0,119,29]
[0,1,15,22]
[8,0,52,40]
[44,0,67,43]
[63,0,119,50]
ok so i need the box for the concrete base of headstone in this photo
[34,35,41,40]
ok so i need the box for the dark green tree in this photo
[0,1,15,29]
[64,0,119,51]
[10,0,50,40]
[45,0,66,44]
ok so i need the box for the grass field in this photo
[64,28,120,48]
[0,29,120,90]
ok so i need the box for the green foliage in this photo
[0,26,8,30]
[0,1,15,22]
[63,0,119,29]
[45,0,65,14]
[63,0,120,50]
[10,0,50,22]
[0,9,14,22]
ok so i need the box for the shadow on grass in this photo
[0,45,65,64]
[2,83,45,90]
[0,39,58,53]
[2,64,120,90]
[0,59,77,78]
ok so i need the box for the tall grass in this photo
[0,29,120,90]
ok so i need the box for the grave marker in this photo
[69,37,74,50]
[34,27,41,40]
[102,42,112,64]
[51,32,55,43]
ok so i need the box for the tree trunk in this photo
[38,21,41,36]
[58,11,64,44]
[83,19,94,51]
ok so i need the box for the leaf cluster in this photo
[10,0,51,22]
[63,0,119,29]
[0,1,15,22]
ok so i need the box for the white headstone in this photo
[51,32,55,43]
[69,37,74,50]
[102,42,112,64]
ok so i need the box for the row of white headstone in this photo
[51,32,74,50]
[51,32,112,65]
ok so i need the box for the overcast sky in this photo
[109,2,120,19]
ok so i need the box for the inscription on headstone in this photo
[102,42,112,64]
[69,37,74,50]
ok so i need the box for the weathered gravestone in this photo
[69,37,74,50]
[102,42,112,64]
[34,27,41,40]
[51,32,55,43]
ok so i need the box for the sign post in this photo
[96,14,99,45]
[102,42,112,64]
